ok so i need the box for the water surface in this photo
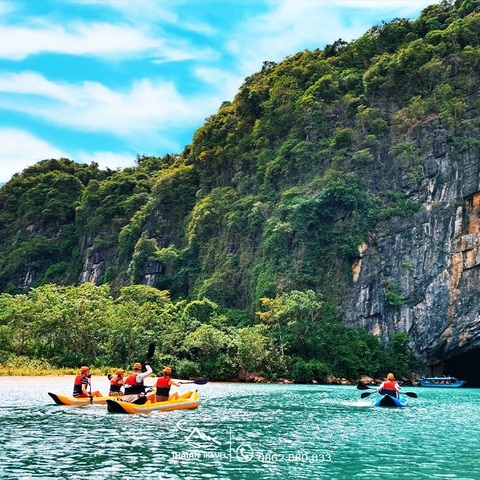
[0,376,478,479]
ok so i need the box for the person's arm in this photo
[82,378,90,395]
[169,379,181,387]
[377,382,384,391]
[135,364,153,383]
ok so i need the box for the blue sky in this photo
[0,0,435,184]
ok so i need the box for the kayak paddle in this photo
[357,381,417,398]
[179,377,209,385]
[360,390,418,399]
[147,343,155,360]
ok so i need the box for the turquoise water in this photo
[1,377,479,479]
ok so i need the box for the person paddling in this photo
[109,368,125,397]
[377,373,400,398]
[123,362,153,402]
[72,366,102,398]
[147,366,181,403]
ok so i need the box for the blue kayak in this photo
[374,393,408,408]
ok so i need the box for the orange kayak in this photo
[48,392,110,406]
[106,390,199,414]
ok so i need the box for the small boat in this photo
[106,390,199,414]
[374,393,408,408]
[417,376,466,388]
[48,392,110,406]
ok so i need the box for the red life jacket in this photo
[110,375,123,393]
[73,374,87,397]
[124,373,145,395]
[383,380,397,390]
[155,376,170,388]
[155,375,171,397]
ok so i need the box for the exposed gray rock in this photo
[343,115,480,370]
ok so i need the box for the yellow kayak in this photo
[106,390,199,414]
[48,392,111,406]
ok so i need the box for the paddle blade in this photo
[180,377,209,385]
[405,392,418,398]
[147,343,156,360]
[357,382,370,390]
[193,377,209,385]
[360,391,375,398]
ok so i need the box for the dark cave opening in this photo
[443,349,480,387]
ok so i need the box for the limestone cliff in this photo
[343,112,480,375]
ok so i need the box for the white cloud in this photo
[79,0,216,35]
[0,129,66,184]
[0,23,150,60]
[0,21,214,62]
[0,72,85,104]
[0,72,221,137]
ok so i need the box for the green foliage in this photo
[0,159,104,290]
[4,1,479,380]
[291,359,330,383]
[0,282,416,381]
[381,333,417,378]
[383,277,404,306]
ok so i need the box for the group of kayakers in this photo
[72,363,181,403]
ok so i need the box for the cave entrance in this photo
[443,349,480,387]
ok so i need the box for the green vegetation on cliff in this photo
[2,0,480,378]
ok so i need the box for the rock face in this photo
[343,115,480,372]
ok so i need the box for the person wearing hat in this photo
[146,366,181,403]
[123,362,153,402]
[108,369,125,397]
[377,373,401,398]
[72,366,103,398]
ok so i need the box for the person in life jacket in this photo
[146,366,181,403]
[108,369,125,397]
[377,373,401,398]
[72,366,103,398]
[122,362,153,402]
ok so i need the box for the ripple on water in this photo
[1,380,480,479]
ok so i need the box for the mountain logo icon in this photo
[177,423,222,449]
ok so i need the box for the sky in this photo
[0,0,436,185]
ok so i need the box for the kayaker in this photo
[123,362,153,402]
[377,373,400,398]
[109,368,125,397]
[146,366,181,403]
[72,366,103,398]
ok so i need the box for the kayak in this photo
[374,393,408,408]
[107,390,199,414]
[48,392,110,406]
